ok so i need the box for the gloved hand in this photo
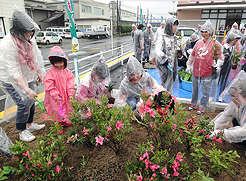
[216,59,223,71]
[25,88,37,101]
[186,63,193,74]
[209,130,222,139]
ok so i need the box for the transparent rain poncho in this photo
[0,5,44,121]
[155,17,179,96]
[225,22,240,39]
[119,56,162,104]
[143,27,154,61]
[134,29,144,62]
[211,70,246,143]
[219,32,241,96]
[75,56,110,101]
[184,33,200,57]
[0,127,13,157]
[186,20,223,111]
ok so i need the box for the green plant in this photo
[68,95,134,154]
[231,50,245,64]
[105,83,115,93]
[10,122,73,180]
[80,155,89,171]
[178,68,192,82]
[191,168,215,181]
[211,39,221,64]
[207,143,240,174]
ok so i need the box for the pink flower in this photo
[150,122,154,128]
[212,136,217,141]
[116,121,124,130]
[107,126,112,132]
[171,161,180,170]
[86,108,92,118]
[216,138,222,143]
[166,174,170,179]
[173,170,179,176]
[32,174,35,178]
[137,175,143,181]
[55,165,61,173]
[47,142,50,146]
[173,124,176,131]
[149,109,156,118]
[160,167,167,175]
[176,153,183,162]
[152,173,156,177]
[37,164,42,167]
[52,154,57,158]
[74,134,78,139]
[149,164,160,172]
[95,135,104,146]
[202,128,205,133]
[108,104,113,108]
[48,175,51,179]
[59,130,63,134]
[48,160,52,165]
[83,127,89,135]
[241,59,245,65]
[139,151,149,160]
[205,134,210,139]
[23,151,31,158]
[143,159,151,169]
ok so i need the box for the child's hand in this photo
[56,98,61,104]
[69,96,73,100]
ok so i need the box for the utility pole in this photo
[147,8,149,24]
[119,1,121,34]
[172,1,175,17]
[150,14,152,23]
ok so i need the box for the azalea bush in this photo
[68,95,134,154]
[10,122,73,180]
[125,141,189,180]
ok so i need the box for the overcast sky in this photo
[94,0,178,19]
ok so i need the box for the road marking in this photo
[0,52,134,119]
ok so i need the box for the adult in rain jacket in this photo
[143,23,154,64]
[134,24,144,62]
[119,56,164,110]
[0,6,45,142]
[155,17,179,94]
[43,46,75,126]
[75,56,110,102]
[219,32,241,97]
[186,20,223,115]
[131,24,137,42]
[154,21,165,43]
[210,70,246,143]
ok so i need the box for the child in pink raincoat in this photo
[43,46,75,126]
[75,56,110,102]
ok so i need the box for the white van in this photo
[46,27,68,38]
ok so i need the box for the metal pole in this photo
[110,6,114,55]
[147,8,149,24]
[73,54,79,88]
[121,44,124,65]
[172,1,175,17]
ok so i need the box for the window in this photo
[202,10,209,13]
[46,32,52,36]
[218,13,227,18]
[210,14,217,18]
[183,30,195,37]
[52,32,58,36]
[102,9,104,15]
[58,29,63,32]
[201,14,209,19]
[219,10,227,13]
[243,13,246,19]
[81,5,92,14]
[37,32,44,37]
[94,7,101,15]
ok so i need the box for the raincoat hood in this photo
[228,70,246,97]
[232,22,238,29]
[91,56,110,80]
[200,19,214,36]
[10,5,40,39]
[164,17,179,36]
[226,32,241,43]
[126,55,144,80]
[48,46,68,68]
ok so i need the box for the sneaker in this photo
[27,123,45,133]
[19,130,36,142]
[188,105,196,111]
[196,107,205,115]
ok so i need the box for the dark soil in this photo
[1,104,246,181]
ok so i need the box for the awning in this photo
[39,13,64,23]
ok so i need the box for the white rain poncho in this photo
[143,27,154,61]
[211,70,246,143]
[134,28,143,62]
[131,24,136,42]
[154,21,165,42]
[219,32,241,96]
[0,127,13,157]
[75,56,110,101]
[240,27,246,46]
[0,6,44,121]
[155,17,179,95]
[225,22,240,39]
[119,56,163,105]
[186,20,223,111]
[184,33,199,57]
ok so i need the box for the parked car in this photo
[36,31,62,45]
[176,25,198,50]
[46,27,68,38]
[64,29,85,39]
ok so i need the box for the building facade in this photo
[177,1,246,29]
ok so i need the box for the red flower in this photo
[37,164,42,167]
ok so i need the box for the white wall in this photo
[0,0,25,34]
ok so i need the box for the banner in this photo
[140,6,143,24]
[65,0,79,52]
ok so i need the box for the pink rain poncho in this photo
[43,46,75,122]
